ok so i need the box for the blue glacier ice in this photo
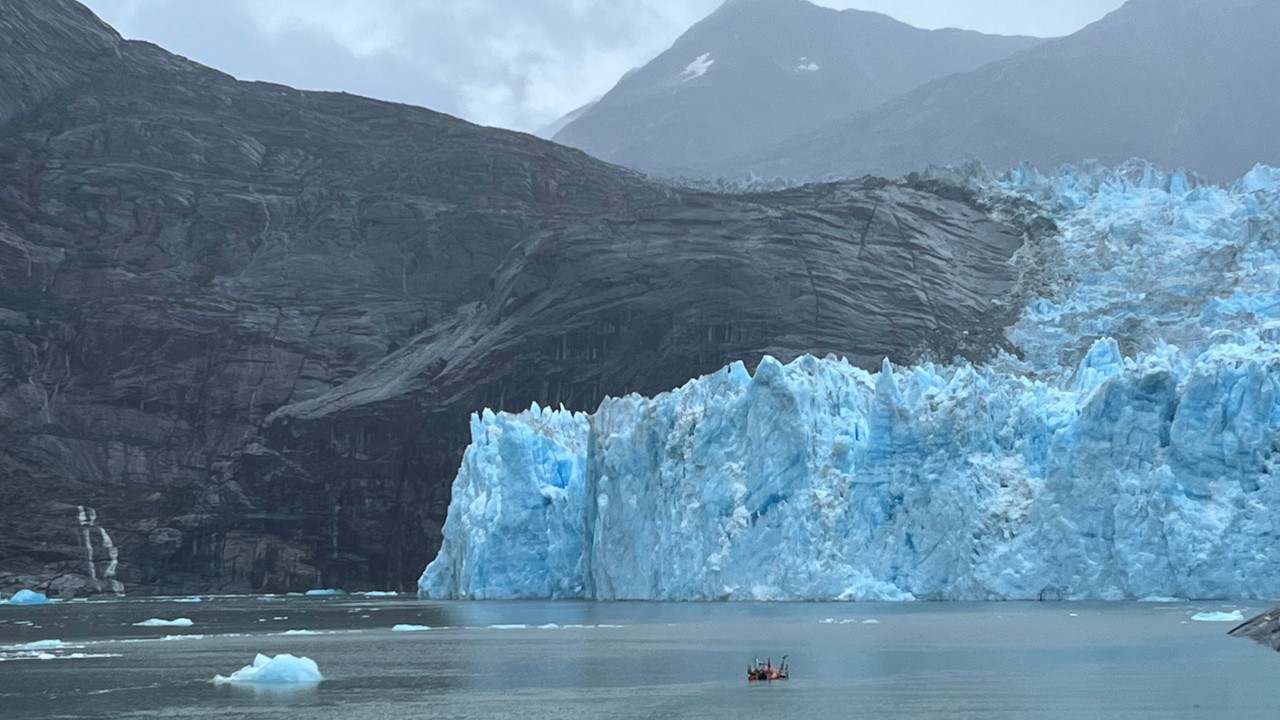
[421,161,1280,601]
[3,590,49,605]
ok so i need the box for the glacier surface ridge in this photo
[421,161,1280,601]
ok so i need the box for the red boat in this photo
[747,655,789,682]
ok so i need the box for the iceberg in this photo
[1191,611,1245,622]
[421,163,1280,601]
[391,624,431,632]
[304,589,346,597]
[5,590,49,605]
[133,618,194,627]
[212,653,323,685]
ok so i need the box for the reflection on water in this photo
[0,597,1274,719]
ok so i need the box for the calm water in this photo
[0,596,1275,719]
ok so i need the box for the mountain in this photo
[0,0,1040,595]
[744,0,1280,182]
[423,164,1280,602]
[550,0,1040,176]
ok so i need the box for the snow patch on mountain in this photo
[682,53,714,81]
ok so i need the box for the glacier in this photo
[421,161,1280,601]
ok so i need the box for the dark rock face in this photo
[0,0,1044,595]
[552,0,1040,177]
[1230,607,1280,652]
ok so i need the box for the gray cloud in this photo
[80,0,1126,133]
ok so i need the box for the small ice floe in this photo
[488,624,528,630]
[862,619,880,624]
[133,618,194,627]
[304,589,346,597]
[537,623,560,630]
[172,597,203,603]
[212,653,323,685]
[1069,613,1079,617]
[392,624,431,632]
[795,58,820,72]
[360,591,398,597]
[5,590,49,605]
[43,652,122,661]
[1139,596,1184,603]
[15,639,72,650]
[1191,611,1245,622]
[820,618,866,625]
[276,630,321,636]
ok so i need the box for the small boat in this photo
[747,655,789,682]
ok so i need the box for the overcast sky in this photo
[80,0,1127,134]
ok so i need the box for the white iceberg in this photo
[212,653,323,685]
[133,618,194,627]
[360,591,398,597]
[1190,611,1245,622]
[304,589,346,597]
[391,624,431,632]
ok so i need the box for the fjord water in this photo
[1,597,1274,719]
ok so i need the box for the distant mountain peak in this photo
[551,0,1041,175]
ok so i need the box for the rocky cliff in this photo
[0,0,1046,595]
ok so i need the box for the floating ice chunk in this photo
[1139,596,1184,603]
[681,52,714,81]
[172,597,203,603]
[304,589,346,597]
[360,591,398,597]
[391,624,431,632]
[276,630,320,636]
[489,624,528,630]
[6,590,49,605]
[1191,611,1245,622]
[15,639,70,650]
[212,653,323,685]
[133,618,194,627]
[862,619,880,624]
[537,623,560,629]
[795,58,820,72]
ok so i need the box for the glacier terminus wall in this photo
[421,162,1280,601]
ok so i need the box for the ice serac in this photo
[422,162,1280,601]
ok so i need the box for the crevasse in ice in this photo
[421,162,1280,601]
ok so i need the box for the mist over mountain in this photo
[551,0,1041,176]
[740,0,1279,182]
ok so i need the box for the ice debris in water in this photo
[5,590,49,605]
[304,589,346,597]
[212,653,323,685]
[133,618,194,627]
[360,591,398,597]
[391,624,431,632]
[420,162,1280,602]
[1191,611,1245,622]
[14,640,71,650]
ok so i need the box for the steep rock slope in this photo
[0,0,1036,595]
[745,0,1280,182]
[552,0,1039,176]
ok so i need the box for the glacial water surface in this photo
[0,596,1275,719]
